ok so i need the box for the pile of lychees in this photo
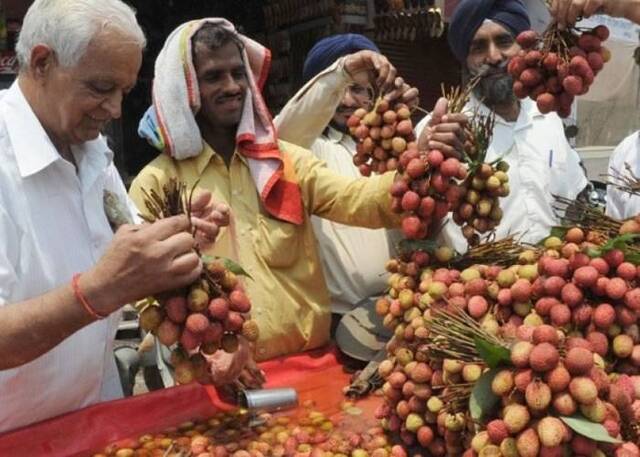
[94,403,404,457]
[372,218,640,456]
[509,24,610,117]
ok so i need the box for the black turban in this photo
[302,34,380,83]
[447,0,530,63]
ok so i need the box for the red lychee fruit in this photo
[516,30,540,48]
[565,347,594,375]
[508,56,527,77]
[550,304,571,327]
[606,277,629,300]
[406,158,426,179]
[166,295,188,323]
[401,191,421,212]
[402,216,425,240]
[618,262,637,281]
[546,364,571,392]
[594,25,610,41]
[157,319,181,346]
[520,68,543,87]
[563,75,583,95]
[593,303,616,329]
[180,329,202,351]
[536,93,556,114]
[625,288,640,311]
[586,331,609,357]
[185,313,210,334]
[532,325,559,345]
[229,290,251,313]
[515,368,534,392]
[535,297,559,316]
[511,279,532,302]
[561,283,584,307]
[590,257,610,275]
[543,276,566,297]
[573,266,599,287]
[529,343,560,372]
[427,149,444,167]
[572,304,593,327]
[468,295,489,318]
[208,298,230,321]
[224,311,244,332]
[578,33,602,52]
[487,419,509,444]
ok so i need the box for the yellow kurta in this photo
[129,139,399,360]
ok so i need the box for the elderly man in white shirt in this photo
[0,0,222,433]
[416,0,588,253]
[606,132,640,219]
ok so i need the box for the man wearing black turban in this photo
[416,0,588,252]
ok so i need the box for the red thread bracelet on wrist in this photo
[71,273,108,320]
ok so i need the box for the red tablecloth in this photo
[0,347,381,457]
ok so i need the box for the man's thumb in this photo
[429,97,449,126]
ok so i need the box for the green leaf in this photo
[474,337,511,368]
[625,251,640,265]
[586,247,602,258]
[219,257,253,279]
[201,255,253,280]
[549,226,569,239]
[600,233,640,254]
[469,368,500,423]
[560,414,622,444]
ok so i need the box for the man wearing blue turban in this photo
[416,0,588,252]
[275,35,416,321]
[276,34,464,323]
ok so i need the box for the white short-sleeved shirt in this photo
[415,96,588,253]
[310,127,395,313]
[606,131,640,220]
[0,82,131,433]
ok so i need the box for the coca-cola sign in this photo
[0,52,17,74]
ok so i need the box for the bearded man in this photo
[416,0,588,251]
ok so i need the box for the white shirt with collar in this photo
[0,82,131,433]
[606,131,640,220]
[309,126,395,313]
[416,96,588,253]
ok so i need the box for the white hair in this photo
[16,0,146,70]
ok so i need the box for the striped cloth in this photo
[139,18,303,225]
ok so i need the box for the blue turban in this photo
[447,0,530,63]
[302,34,380,83]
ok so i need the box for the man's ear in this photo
[28,45,56,80]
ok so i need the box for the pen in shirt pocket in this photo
[548,149,553,168]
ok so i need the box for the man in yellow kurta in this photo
[129,19,403,369]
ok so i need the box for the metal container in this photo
[238,388,298,412]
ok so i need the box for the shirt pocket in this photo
[548,145,570,197]
[254,214,302,268]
